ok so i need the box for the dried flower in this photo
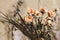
[27,8,35,14]
[35,10,42,17]
[39,8,46,14]
[27,8,33,14]
[24,16,32,23]
[32,10,36,14]
[48,10,55,17]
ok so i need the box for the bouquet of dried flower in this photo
[0,0,58,40]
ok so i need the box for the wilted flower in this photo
[24,16,32,23]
